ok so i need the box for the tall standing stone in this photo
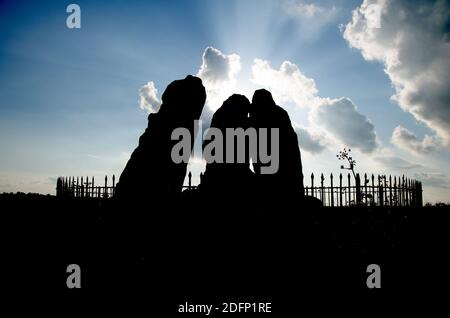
[115,75,206,202]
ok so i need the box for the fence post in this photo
[370,174,375,206]
[104,175,108,198]
[411,179,414,206]
[311,173,315,198]
[401,175,404,206]
[408,178,413,206]
[417,181,423,207]
[395,176,400,206]
[347,173,351,206]
[389,175,392,206]
[410,178,414,206]
[188,171,192,190]
[339,173,343,207]
[405,176,408,206]
[364,173,368,206]
[320,173,325,205]
[56,178,61,197]
[112,175,116,197]
[405,178,408,206]
[355,173,361,206]
[391,176,397,206]
[81,176,85,198]
[410,179,413,206]
[408,178,414,206]
[378,175,384,207]
[330,173,334,207]
[401,175,405,206]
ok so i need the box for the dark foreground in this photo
[3,193,450,309]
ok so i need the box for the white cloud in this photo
[139,81,161,113]
[373,154,422,170]
[414,172,450,190]
[284,0,339,39]
[138,46,241,117]
[289,1,327,18]
[197,46,240,83]
[343,0,450,148]
[294,125,327,154]
[251,59,318,108]
[391,125,440,154]
[197,46,241,111]
[251,58,378,153]
[139,50,378,155]
[310,97,378,153]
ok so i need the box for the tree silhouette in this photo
[337,148,356,179]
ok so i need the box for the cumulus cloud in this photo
[251,59,318,108]
[374,155,422,170]
[286,0,338,19]
[414,172,450,189]
[391,125,440,154]
[139,81,161,113]
[197,46,241,111]
[198,46,240,83]
[288,1,328,18]
[284,1,339,39]
[310,98,378,153]
[294,126,327,154]
[139,46,241,119]
[343,0,450,147]
[139,47,379,154]
[251,58,378,153]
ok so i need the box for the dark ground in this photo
[3,192,450,310]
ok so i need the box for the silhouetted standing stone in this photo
[250,89,304,199]
[199,94,254,197]
[115,75,206,201]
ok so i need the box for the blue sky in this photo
[0,0,449,202]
